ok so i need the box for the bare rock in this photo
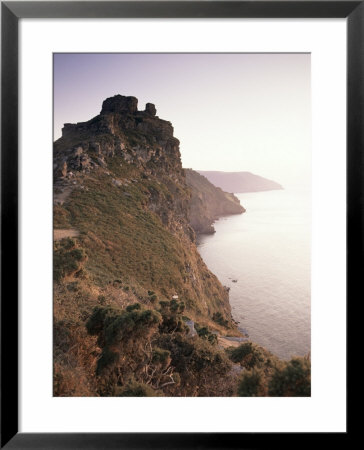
[145,103,156,116]
[101,95,138,115]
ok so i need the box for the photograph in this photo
[53,53,311,398]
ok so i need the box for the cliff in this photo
[54,95,234,324]
[185,169,245,234]
[53,95,309,398]
[198,171,283,193]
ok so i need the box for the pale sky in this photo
[54,53,311,187]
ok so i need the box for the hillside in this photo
[53,95,241,396]
[185,169,245,234]
[198,171,283,193]
[53,95,309,397]
[54,95,238,318]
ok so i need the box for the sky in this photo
[54,53,311,187]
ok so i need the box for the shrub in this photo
[268,356,311,397]
[156,334,232,396]
[151,347,171,369]
[54,238,87,282]
[126,303,141,312]
[115,379,159,397]
[212,312,229,328]
[158,299,187,334]
[86,303,163,393]
[237,368,267,397]
[194,323,218,345]
[226,342,266,369]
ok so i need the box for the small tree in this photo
[268,356,311,397]
[212,312,229,328]
[237,368,267,397]
[54,238,87,282]
[158,299,187,334]
[194,323,218,345]
[86,304,162,392]
[226,342,266,369]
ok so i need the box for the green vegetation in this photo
[226,342,268,369]
[115,379,159,397]
[54,238,87,282]
[268,356,311,397]
[212,312,229,328]
[156,333,233,396]
[237,368,267,397]
[158,299,187,334]
[53,95,310,397]
[235,353,311,397]
[81,301,234,396]
[54,157,231,323]
[194,323,218,345]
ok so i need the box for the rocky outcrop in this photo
[101,95,138,114]
[53,95,235,325]
[185,169,245,234]
[54,95,188,235]
[56,96,180,181]
[145,103,157,116]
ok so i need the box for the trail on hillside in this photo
[54,229,79,241]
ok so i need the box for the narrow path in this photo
[54,229,79,241]
[218,336,249,349]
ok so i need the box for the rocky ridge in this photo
[53,94,243,324]
[185,169,245,234]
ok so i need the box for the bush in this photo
[54,238,87,282]
[212,312,229,328]
[115,380,159,397]
[237,368,267,397]
[268,356,311,397]
[194,323,218,345]
[158,299,187,334]
[151,347,171,369]
[226,342,266,369]
[156,333,232,396]
[86,303,162,376]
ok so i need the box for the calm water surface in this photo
[198,189,311,360]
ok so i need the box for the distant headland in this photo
[197,171,283,193]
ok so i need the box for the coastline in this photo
[197,188,311,360]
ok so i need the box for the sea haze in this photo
[197,188,311,360]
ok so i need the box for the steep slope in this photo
[198,171,283,193]
[185,169,245,234]
[53,95,309,398]
[54,95,234,323]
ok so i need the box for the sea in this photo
[197,188,311,360]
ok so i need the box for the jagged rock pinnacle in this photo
[101,95,138,114]
[145,103,157,116]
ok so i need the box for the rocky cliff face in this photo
[54,95,235,324]
[54,95,193,237]
[185,169,245,234]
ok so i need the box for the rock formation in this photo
[53,94,243,324]
[185,169,245,234]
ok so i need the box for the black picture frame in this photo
[1,1,358,448]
